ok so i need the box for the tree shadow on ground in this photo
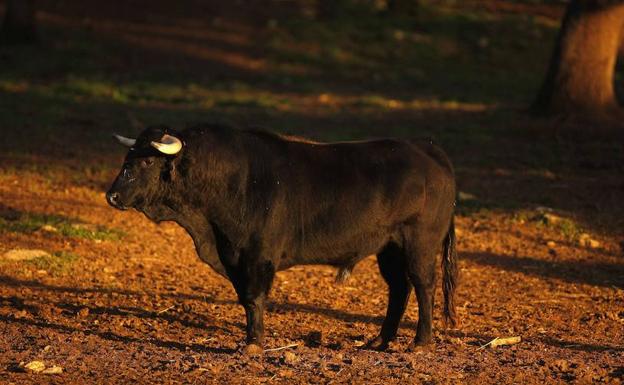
[447,330,624,353]
[2,274,622,354]
[537,336,624,353]
[463,251,624,288]
[5,290,622,355]
[0,314,235,355]
[0,274,406,330]
[54,301,235,333]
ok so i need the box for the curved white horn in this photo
[113,134,136,147]
[151,134,183,155]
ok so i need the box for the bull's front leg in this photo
[229,254,276,355]
[241,295,266,354]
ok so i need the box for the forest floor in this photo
[0,1,623,384]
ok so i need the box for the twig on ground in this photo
[263,343,299,353]
[477,337,499,350]
[156,305,175,314]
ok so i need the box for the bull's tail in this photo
[442,217,459,328]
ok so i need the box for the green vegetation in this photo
[513,209,584,241]
[0,213,124,241]
[25,251,80,275]
[535,213,583,241]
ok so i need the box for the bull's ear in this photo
[113,134,136,147]
[151,134,183,155]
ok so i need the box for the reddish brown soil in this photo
[1,1,623,384]
[0,171,622,384]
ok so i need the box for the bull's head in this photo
[106,126,183,211]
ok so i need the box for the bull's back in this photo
[277,137,452,258]
[288,137,454,197]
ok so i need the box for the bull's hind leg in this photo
[365,243,412,351]
[404,236,438,351]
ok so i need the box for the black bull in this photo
[106,124,458,353]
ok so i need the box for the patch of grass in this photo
[61,223,125,241]
[25,251,80,275]
[511,210,532,224]
[516,209,584,241]
[556,219,583,241]
[7,76,292,113]
[0,213,125,241]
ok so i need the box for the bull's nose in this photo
[106,192,120,207]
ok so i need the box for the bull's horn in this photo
[151,134,183,155]
[113,134,136,147]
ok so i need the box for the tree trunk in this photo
[1,0,38,45]
[532,0,624,116]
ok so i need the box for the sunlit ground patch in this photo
[23,251,81,276]
[0,212,125,241]
[0,250,80,276]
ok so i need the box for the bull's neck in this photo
[175,148,251,246]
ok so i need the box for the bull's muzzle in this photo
[106,191,127,210]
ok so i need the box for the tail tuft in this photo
[442,218,459,328]
[335,266,352,284]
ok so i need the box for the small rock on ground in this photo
[23,361,46,373]
[42,366,63,374]
[282,351,298,365]
[3,249,50,261]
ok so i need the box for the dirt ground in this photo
[1,0,623,384]
[0,168,622,385]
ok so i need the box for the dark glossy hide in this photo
[107,124,458,351]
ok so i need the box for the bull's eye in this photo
[140,159,154,168]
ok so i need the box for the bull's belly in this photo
[279,231,393,270]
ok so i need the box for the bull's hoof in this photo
[363,336,390,351]
[406,339,434,353]
[241,343,264,356]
